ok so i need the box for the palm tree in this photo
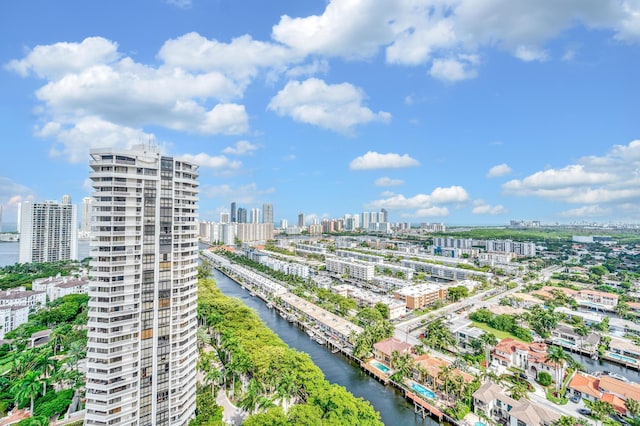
[390,350,414,384]
[508,380,530,400]
[545,345,571,395]
[573,323,589,350]
[586,399,614,426]
[557,415,589,426]
[204,368,223,396]
[479,332,498,368]
[34,349,58,396]
[11,370,42,413]
[66,340,85,372]
[438,364,453,400]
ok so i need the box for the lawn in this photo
[470,321,527,343]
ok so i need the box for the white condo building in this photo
[85,146,199,426]
[19,197,78,264]
[81,197,94,235]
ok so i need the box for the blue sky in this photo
[1,0,639,228]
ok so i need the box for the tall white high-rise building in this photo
[250,207,260,224]
[18,198,78,263]
[81,197,93,235]
[85,146,199,426]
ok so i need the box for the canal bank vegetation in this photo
[197,277,383,425]
[0,293,88,420]
[0,259,87,290]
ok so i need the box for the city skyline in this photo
[1,1,638,226]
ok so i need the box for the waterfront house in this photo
[550,324,600,353]
[575,289,619,312]
[568,372,640,415]
[491,338,563,381]
[372,337,412,366]
[473,381,561,426]
[607,336,640,365]
[412,353,474,389]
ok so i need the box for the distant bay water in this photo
[0,239,91,267]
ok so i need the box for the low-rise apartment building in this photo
[31,275,88,302]
[0,287,46,311]
[0,305,29,339]
[326,257,375,281]
[394,283,447,310]
[568,372,640,415]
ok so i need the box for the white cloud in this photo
[374,177,405,187]
[5,37,120,79]
[158,32,301,82]
[268,78,391,134]
[366,185,468,219]
[201,183,275,204]
[350,152,419,170]
[36,116,155,163]
[271,0,640,72]
[429,57,478,82]
[472,200,507,215]
[7,35,260,162]
[222,140,259,156]
[560,205,612,218]
[286,60,330,79]
[502,140,640,216]
[177,153,242,171]
[406,207,450,218]
[0,178,36,223]
[513,45,549,62]
[487,163,512,178]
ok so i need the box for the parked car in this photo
[570,395,580,403]
[611,413,630,425]
[578,408,591,416]
[518,372,528,380]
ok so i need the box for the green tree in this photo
[448,285,469,302]
[11,370,42,413]
[586,399,614,426]
[545,345,570,395]
[479,333,498,368]
[626,398,640,418]
[389,350,414,384]
[373,302,389,320]
[537,371,553,387]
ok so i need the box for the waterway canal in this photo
[211,269,437,426]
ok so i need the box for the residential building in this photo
[262,203,273,224]
[568,372,640,415]
[446,317,484,353]
[372,337,412,366]
[393,284,446,310]
[412,353,474,389]
[32,275,88,302]
[401,259,493,282]
[433,237,473,249]
[576,289,619,312]
[85,146,198,425]
[0,304,29,339]
[491,339,562,382]
[0,287,46,310]
[237,207,247,223]
[298,213,304,227]
[19,197,78,264]
[236,222,274,243]
[485,240,536,257]
[473,381,561,426]
[326,257,375,281]
[230,202,237,223]
[81,196,93,236]
[219,212,230,224]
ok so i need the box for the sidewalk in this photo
[216,391,248,426]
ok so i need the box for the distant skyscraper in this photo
[220,212,230,223]
[85,145,198,426]
[298,213,305,227]
[81,197,93,234]
[280,219,288,229]
[19,198,78,263]
[237,207,247,223]
[381,208,389,223]
[250,208,261,224]
[231,202,237,223]
[62,194,72,205]
[262,203,273,224]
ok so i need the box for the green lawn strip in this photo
[470,321,527,343]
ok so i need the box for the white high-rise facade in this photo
[262,203,273,224]
[81,197,94,235]
[85,146,199,426]
[19,197,77,263]
[250,207,260,224]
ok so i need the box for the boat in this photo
[306,329,315,338]
[249,291,256,297]
[266,302,273,309]
[314,336,326,345]
[279,312,288,320]
[331,347,340,354]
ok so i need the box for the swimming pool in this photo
[555,338,576,346]
[410,381,436,400]
[371,360,390,374]
[475,422,486,426]
[607,352,638,364]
